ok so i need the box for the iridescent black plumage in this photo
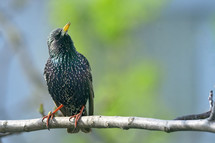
[44,23,94,133]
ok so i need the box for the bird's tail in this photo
[67,127,91,133]
[67,128,80,133]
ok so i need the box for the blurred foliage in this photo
[97,62,161,116]
[48,0,170,143]
[49,0,166,51]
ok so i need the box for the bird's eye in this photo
[55,32,61,40]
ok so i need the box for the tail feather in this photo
[67,127,91,133]
[67,128,80,133]
[81,128,91,133]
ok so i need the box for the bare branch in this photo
[208,90,213,111]
[1,116,215,134]
[208,90,215,121]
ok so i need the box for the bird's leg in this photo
[69,106,85,128]
[42,104,64,129]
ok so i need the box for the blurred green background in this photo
[1,0,215,143]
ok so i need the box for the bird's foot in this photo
[42,111,55,130]
[42,104,64,130]
[69,106,85,128]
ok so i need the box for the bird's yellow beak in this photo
[62,22,71,33]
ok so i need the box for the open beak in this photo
[62,22,71,35]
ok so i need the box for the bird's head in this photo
[47,22,76,58]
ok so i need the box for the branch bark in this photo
[1,116,215,134]
[1,91,215,135]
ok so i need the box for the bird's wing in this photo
[88,77,94,115]
[79,53,94,116]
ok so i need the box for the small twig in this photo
[174,111,211,120]
[208,90,213,111]
[208,91,215,121]
[38,104,45,117]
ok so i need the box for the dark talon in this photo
[42,104,64,130]
[42,111,54,130]
[69,106,85,128]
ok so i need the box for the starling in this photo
[43,22,94,133]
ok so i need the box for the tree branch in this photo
[1,116,215,134]
[1,91,215,136]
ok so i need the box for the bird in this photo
[42,22,94,133]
